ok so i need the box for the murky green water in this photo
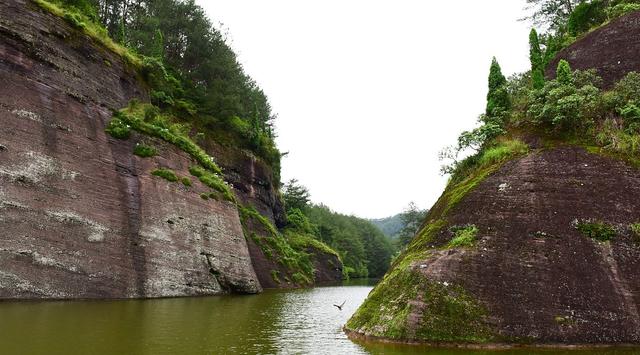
[0,280,638,355]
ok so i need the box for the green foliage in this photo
[347,255,492,342]
[181,177,192,187]
[396,202,428,248]
[283,179,311,212]
[151,168,178,183]
[575,220,616,242]
[189,166,234,202]
[105,118,130,139]
[568,0,607,36]
[270,270,281,284]
[529,29,545,90]
[113,102,223,174]
[447,225,479,248]
[486,57,511,118]
[34,0,141,67]
[286,208,317,235]
[608,3,640,18]
[305,204,394,278]
[556,60,574,85]
[239,206,315,285]
[631,223,640,243]
[133,143,156,157]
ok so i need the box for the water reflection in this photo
[0,280,637,355]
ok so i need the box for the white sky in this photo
[198,1,533,219]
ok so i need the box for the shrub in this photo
[631,223,640,243]
[133,143,156,157]
[181,177,192,187]
[447,225,479,248]
[200,193,209,200]
[105,118,130,139]
[189,165,234,202]
[151,168,178,182]
[575,220,616,242]
[608,3,640,18]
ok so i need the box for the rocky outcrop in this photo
[546,11,640,88]
[0,0,262,299]
[347,146,640,345]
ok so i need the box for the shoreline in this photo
[344,327,640,350]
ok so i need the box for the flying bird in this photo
[333,300,346,311]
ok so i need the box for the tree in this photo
[283,179,311,212]
[523,0,585,30]
[396,202,427,248]
[486,57,511,119]
[529,29,545,90]
[557,59,573,85]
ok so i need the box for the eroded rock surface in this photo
[348,147,640,344]
[0,0,262,299]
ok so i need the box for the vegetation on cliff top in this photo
[35,0,281,181]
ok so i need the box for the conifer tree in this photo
[557,59,573,85]
[529,29,545,90]
[486,57,510,118]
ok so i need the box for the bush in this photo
[105,118,130,139]
[181,177,192,187]
[608,3,640,18]
[575,220,616,242]
[133,143,156,157]
[151,168,178,182]
[447,225,478,248]
[189,165,234,202]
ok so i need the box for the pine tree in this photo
[486,57,510,117]
[557,59,573,85]
[529,29,545,90]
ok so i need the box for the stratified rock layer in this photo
[348,147,640,344]
[0,0,261,298]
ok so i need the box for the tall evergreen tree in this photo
[529,29,545,90]
[486,57,510,118]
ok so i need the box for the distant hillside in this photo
[369,214,403,238]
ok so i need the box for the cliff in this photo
[347,12,640,347]
[546,10,640,89]
[0,0,341,299]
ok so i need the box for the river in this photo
[0,280,638,355]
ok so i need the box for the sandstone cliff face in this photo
[0,0,265,299]
[546,11,640,88]
[347,147,640,344]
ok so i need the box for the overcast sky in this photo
[198,1,533,219]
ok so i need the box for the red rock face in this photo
[546,11,640,88]
[415,147,640,343]
[0,0,262,298]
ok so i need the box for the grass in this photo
[270,270,281,284]
[630,223,640,244]
[575,220,616,242]
[151,168,178,183]
[133,143,156,157]
[238,205,316,286]
[189,166,234,202]
[112,102,223,174]
[447,225,479,248]
[286,231,341,259]
[34,0,142,68]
